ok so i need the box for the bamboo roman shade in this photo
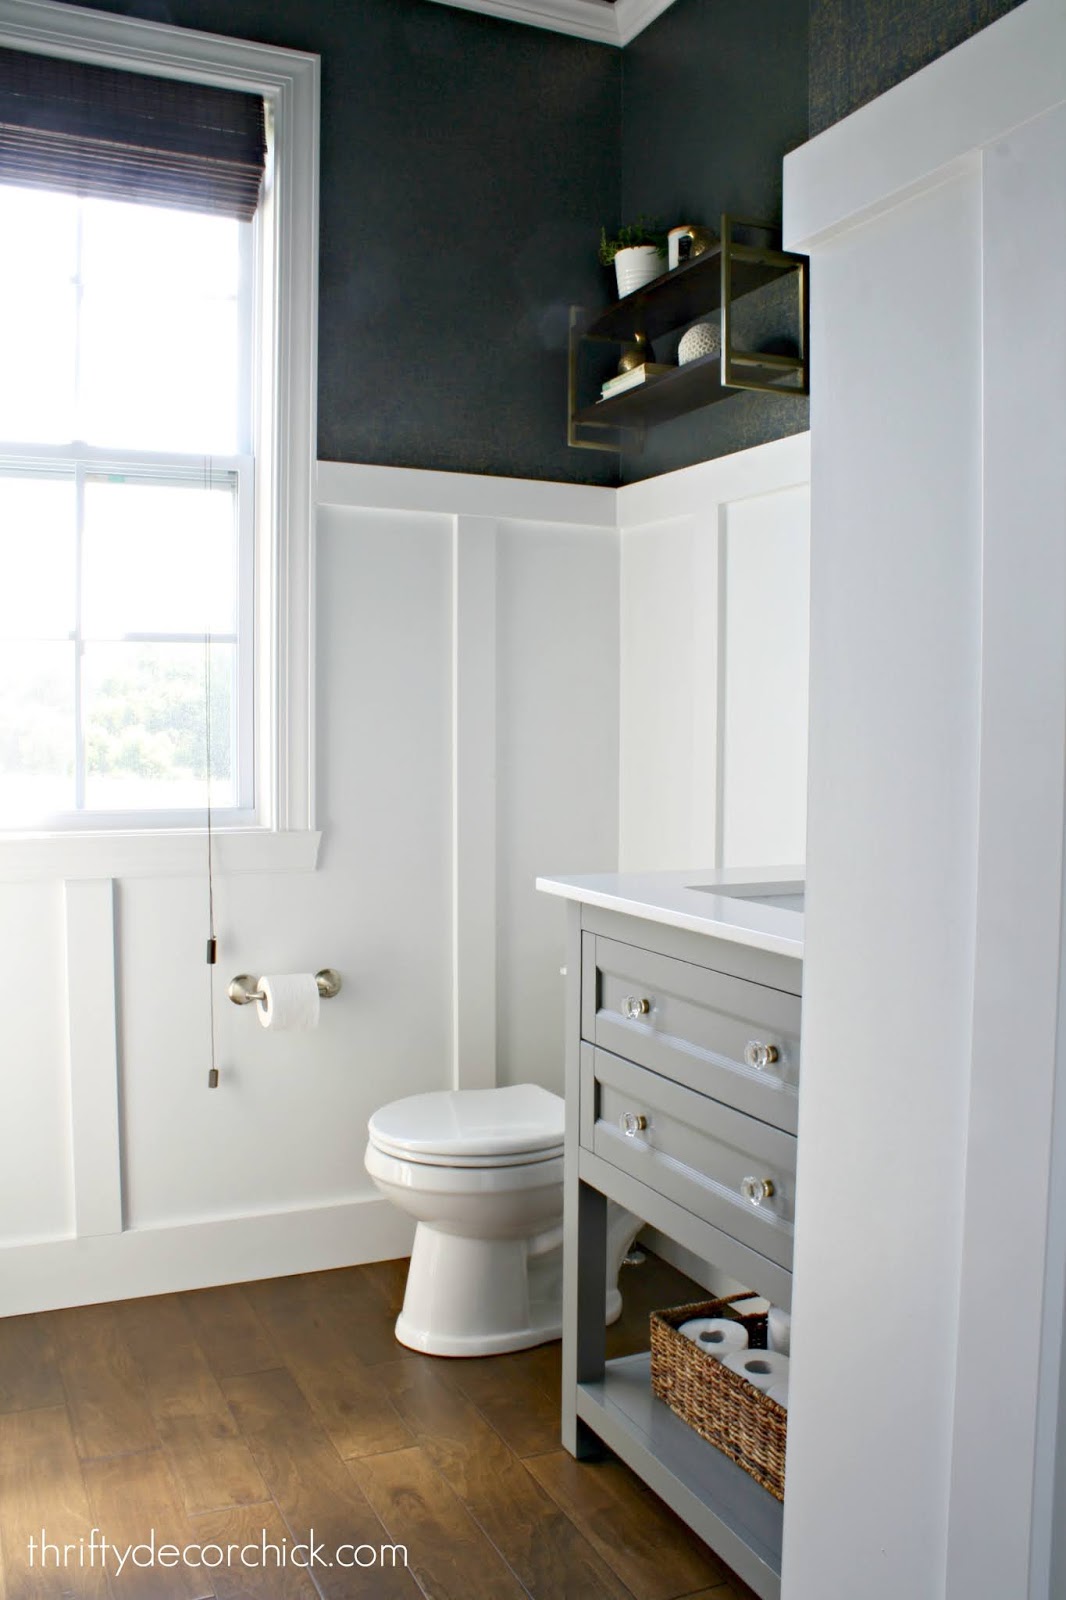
[0,46,266,218]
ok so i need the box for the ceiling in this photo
[426,0,679,46]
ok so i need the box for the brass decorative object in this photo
[668,224,717,269]
[618,332,654,374]
[685,225,716,259]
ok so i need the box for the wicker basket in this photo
[650,1294,788,1501]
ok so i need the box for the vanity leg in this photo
[561,906,607,1457]
[562,1175,607,1457]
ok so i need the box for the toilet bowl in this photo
[364,1083,641,1357]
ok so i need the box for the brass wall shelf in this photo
[568,215,808,452]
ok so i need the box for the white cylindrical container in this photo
[614,245,663,297]
[767,1306,792,1355]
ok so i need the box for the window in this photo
[0,7,319,875]
[0,185,255,828]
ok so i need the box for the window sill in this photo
[0,827,322,881]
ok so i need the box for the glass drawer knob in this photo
[620,1111,648,1138]
[744,1040,780,1070]
[622,995,651,1020]
[741,1175,775,1206]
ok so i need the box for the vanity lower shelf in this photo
[577,1352,783,1600]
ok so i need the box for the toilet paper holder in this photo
[227,969,342,1006]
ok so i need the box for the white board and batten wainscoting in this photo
[0,438,809,1317]
[618,434,810,873]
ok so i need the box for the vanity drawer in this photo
[581,1045,796,1272]
[582,934,800,1134]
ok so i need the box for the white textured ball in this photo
[678,319,721,365]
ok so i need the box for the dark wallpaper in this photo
[810,0,1028,134]
[59,0,1026,485]
[65,0,622,486]
[618,0,810,482]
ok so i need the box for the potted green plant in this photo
[599,217,667,297]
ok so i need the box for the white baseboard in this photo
[0,1196,414,1318]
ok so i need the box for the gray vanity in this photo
[537,869,804,1600]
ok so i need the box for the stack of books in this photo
[598,362,672,402]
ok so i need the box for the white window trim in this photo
[0,0,320,879]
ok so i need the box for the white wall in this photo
[0,882,72,1243]
[0,423,809,1313]
[0,465,618,1313]
[495,520,619,1095]
[782,3,1066,1597]
[720,486,809,868]
[617,435,810,874]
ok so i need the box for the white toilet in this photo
[365,1083,640,1356]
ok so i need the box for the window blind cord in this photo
[205,462,220,1089]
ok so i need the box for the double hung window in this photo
[0,15,318,864]
[0,181,255,826]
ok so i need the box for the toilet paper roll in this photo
[678,1318,748,1358]
[722,1348,791,1392]
[767,1306,792,1356]
[767,1382,789,1410]
[256,973,321,1031]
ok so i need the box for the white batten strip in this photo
[64,878,123,1238]
[1,828,321,883]
[452,515,499,1090]
[616,431,810,529]
[317,460,616,529]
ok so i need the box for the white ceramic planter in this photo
[678,318,721,365]
[614,244,663,297]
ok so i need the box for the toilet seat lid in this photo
[367,1083,564,1162]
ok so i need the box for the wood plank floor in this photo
[0,1253,761,1600]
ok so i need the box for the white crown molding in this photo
[614,0,679,46]
[426,0,678,46]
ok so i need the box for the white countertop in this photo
[536,865,804,960]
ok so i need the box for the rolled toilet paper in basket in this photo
[722,1348,791,1392]
[767,1382,789,1410]
[767,1306,792,1356]
[256,973,321,1031]
[678,1318,748,1359]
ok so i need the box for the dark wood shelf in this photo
[585,242,794,346]
[574,351,805,431]
[567,216,808,452]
